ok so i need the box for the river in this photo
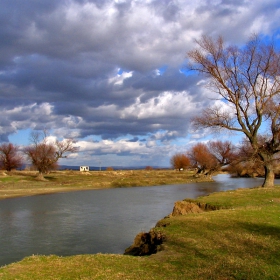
[0,174,278,267]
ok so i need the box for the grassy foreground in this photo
[0,169,210,200]
[0,178,279,279]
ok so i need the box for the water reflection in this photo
[0,174,278,266]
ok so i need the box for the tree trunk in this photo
[262,164,275,188]
[36,172,47,181]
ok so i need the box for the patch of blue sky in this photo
[258,31,280,47]
[170,136,191,146]
[156,65,168,75]
[8,128,60,146]
[82,135,103,142]
[179,65,194,77]
[186,129,244,146]
[117,68,131,75]
[117,68,124,75]
[271,29,280,49]
[8,128,33,146]
[114,134,146,142]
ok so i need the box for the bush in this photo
[106,167,114,171]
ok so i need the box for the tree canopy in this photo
[170,153,190,170]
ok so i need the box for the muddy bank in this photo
[124,230,166,256]
[124,199,219,256]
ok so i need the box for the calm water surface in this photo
[0,174,277,266]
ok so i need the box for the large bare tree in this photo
[24,131,78,178]
[0,143,23,171]
[188,35,280,187]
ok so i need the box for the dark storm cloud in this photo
[124,68,189,93]
[149,0,181,22]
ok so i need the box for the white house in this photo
[80,166,89,172]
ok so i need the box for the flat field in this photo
[0,169,210,200]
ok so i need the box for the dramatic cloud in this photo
[0,0,280,166]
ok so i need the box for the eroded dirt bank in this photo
[125,199,219,256]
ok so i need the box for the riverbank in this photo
[0,183,279,279]
[0,169,212,200]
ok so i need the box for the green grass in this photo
[0,184,279,279]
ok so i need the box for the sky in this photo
[1,0,280,168]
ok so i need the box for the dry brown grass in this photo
[0,169,212,200]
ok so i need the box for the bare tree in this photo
[170,153,190,171]
[187,143,218,175]
[228,143,264,178]
[0,143,23,171]
[145,166,153,170]
[188,35,280,187]
[208,140,237,166]
[24,131,78,178]
[186,141,236,176]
